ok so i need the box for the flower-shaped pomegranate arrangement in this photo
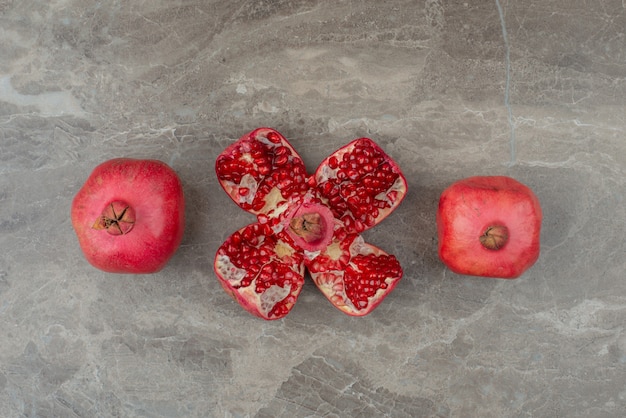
[214,128,407,320]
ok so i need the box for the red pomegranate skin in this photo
[71,158,185,274]
[437,176,542,278]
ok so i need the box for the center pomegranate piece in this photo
[285,203,334,252]
[214,128,408,320]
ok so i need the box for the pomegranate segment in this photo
[308,236,403,316]
[215,128,308,215]
[214,223,305,320]
[214,128,407,319]
[313,138,407,235]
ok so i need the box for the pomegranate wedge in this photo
[215,128,407,319]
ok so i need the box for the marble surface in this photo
[1,0,625,416]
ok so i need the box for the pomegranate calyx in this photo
[284,202,335,252]
[289,212,323,241]
[93,201,135,235]
[479,224,509,250]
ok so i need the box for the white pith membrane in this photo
[275,239,295,258]
[215,254,248,285]
[259,284,291,315]
[315,164,337,184]
[255,133,277,147]
[374,176,406,215]
[262,188,290,227]
[237,174,258,205]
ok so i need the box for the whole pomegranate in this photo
[214,128,407,319]
[437,175,542,278]
[71,158,185,274]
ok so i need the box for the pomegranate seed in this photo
[275,146,290,156]
[274,154,288,166]
[267,131,281,143]
[252,200,266,211]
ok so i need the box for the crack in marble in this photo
[495,0,516,167]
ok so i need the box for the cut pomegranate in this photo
[214,128,407,319]
[215,223,305,319]
[314,138,406,236]
[216,128,308,215]
[307,235,403,316]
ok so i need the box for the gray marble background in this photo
[1,1,625,417]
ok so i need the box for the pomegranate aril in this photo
[320,182,335,196]
[267,131,282,143]
[343,254,401,306]
[258,165,271,176]
[347,170,360,180]
[274,154,289,166]
[346,196,360,208]
[314,137,407,236]
[252,199,266,212]
[275,146,290,156]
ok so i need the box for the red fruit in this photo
[437,175,542,278]
[71,158,185,274]
[214,128,407,319]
